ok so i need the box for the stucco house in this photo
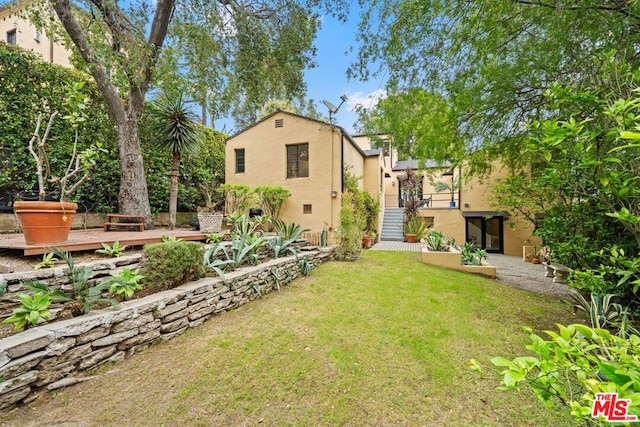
[225,110,534,256]
[0,0,72,67]
[225,110,383,239]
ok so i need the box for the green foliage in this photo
[402,217,429,241]
[334,192,364,261]
[254,186,291,219]
[206,233,223,244]
[141,241,206,290]
[161,235,183,243]
[95,241,128,258]
[203,243,235,280]
[34,252,58,270]
[272,219,309,242]
[0,280,6,297]
[22,280,70,303]
[299,256,313,276]
[353,1,640,172]
[156,1,348,130]
[461,242,476,265]
[342,167,378,235]
[570,290,639,338]
[106,268,145,300]
[148,92,203,228]
[425,230,448,252]
[267,236,297,259]
[1,292,51,331]
[356,88,465,163]
[485,324,640,424]
[53,250,118,315]
[0,43,117,208]
[218,183,253,214]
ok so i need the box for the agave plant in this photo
[570,289,639,338]
[268,236,298,259]
[272,218,310,241]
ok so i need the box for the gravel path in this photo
[487,254,572,299]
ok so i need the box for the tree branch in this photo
[51,0,125,124]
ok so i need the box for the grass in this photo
[5,251,577,426]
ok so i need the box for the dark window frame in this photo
[286,143,309,178]
[235,148,245,174]
[7,29,16,45]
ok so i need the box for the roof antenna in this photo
[322,94,347,125]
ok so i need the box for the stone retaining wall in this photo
[0,255,143,320]
[0,240,310,319]
[0,249,331,410]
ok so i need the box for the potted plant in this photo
[403,217,429,243]
[433,174,459,208]
[13,83,102,245]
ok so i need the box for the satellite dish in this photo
[322,99,338,113]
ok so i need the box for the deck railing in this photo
[385,192,460,209]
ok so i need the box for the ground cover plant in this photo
[3,252,575,426]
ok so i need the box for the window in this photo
[287,143,309,178]
[34,32,40,43]
[303,204,312,214]
[7,29,16,45]
[235,149,245,174]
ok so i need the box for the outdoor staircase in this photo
[380,208,405,241]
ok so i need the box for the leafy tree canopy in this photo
[153,0,349,131]
[356,88,465,164]
[352,0,640,171]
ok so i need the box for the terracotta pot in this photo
[362,235,372,249]
[13,201,77,245]
[405,234,417,243]
[531,257,541,264]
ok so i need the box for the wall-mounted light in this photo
[391,181,395,186]
[464,203,470,208]
[331,191,338,198]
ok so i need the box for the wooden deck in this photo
[0,228,208,255]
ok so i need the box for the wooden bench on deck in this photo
[544,262,571,284]
[104,214,145,232]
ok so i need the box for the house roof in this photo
[462,211,511,218]
[392,159,449,171]
[364,148,382,157]
[225,109,368,157]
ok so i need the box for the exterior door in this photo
[465,216,503,253]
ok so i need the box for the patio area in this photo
[0,228,207,256]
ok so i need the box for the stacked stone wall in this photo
[0,249,330,410]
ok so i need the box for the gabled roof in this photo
[226,109,368,157]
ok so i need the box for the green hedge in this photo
[141,241,207,290]
[0,44,225,213]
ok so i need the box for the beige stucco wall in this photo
[416,163,535,256]
[226,112,344,236]
[0,2,72,67]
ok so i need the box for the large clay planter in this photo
[13,201,77,245]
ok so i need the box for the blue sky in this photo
[303,12,387,134]
[217,10,387,134]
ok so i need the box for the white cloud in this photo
[346,89,387,112]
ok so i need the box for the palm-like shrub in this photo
[148,92,202,229]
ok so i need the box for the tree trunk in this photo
[117,114,153,229]
[168,152,180,230]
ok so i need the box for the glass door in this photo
[465,216,503,253]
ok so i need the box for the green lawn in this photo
[6,251,576,426]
